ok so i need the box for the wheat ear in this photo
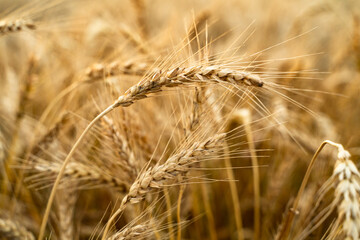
[331,147,360,239]
[56,187,77,240]
[0,19,36,35]
[101,133,226,239]
[108,224,148,240]
[0,218,35,240]
[39,66,263,240]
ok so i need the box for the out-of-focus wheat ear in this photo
[0,19,36,35]
[30,112,70,157]
[101,133,227,239]
[85,61,150,82]
[39,66,264,240]
[101,116,137,176]
[3,55,37,195]
[39,60,150,126]
[56,186,77,240]
[329,148,360,240]
[11,112,70,214]
[118,24,150,55]
[27,157,130,192]
[108,224,148,240]
[0,217,35,240]
[131,0,148,39]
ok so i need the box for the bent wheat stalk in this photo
[38,66,264,240]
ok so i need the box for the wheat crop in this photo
[0,0,359,240]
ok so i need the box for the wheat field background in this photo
[0,0,360,239]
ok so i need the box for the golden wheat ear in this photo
[0,19,36,35]
[0,217,35,240]
[108,224,148,240]
[101,133,227,239]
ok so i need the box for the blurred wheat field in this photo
[0,0,360,239]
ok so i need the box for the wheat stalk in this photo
[56,186,77,240]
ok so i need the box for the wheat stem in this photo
[240,109,260,240]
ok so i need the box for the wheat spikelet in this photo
[0,19,36,35]
[0,218,35,240]
[131,0,147,38]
